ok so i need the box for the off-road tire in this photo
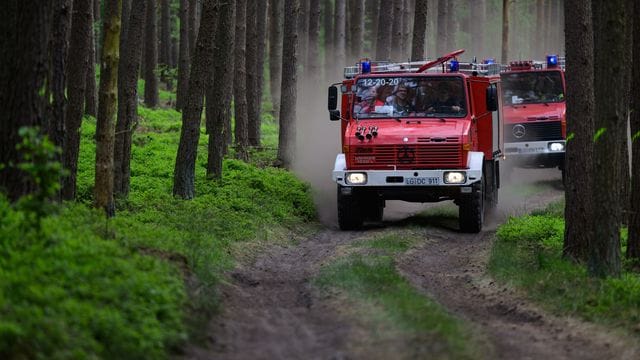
[337,186,364,230]
[485,161,499,211]
[363,199,384,222]
[459,177,484,233]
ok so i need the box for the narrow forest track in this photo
[181,172,639,360]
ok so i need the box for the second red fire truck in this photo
[327,50,504,233]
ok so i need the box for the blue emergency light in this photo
[483,58,495,64]
[547,54,558,67]
[361,60,371,74]
[449,60,459,72]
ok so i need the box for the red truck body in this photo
[328,50,504,232]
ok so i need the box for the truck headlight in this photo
[548,142,565,151]
[444,171,466,184]
[345,172,367,185]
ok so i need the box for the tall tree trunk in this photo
[144,0,159,107]
[436,0,447,55]
[628,0,640,261]
[94,0,101,63]
[590,0,627,277]
[85,23,98,117]
[270,0,284,118]
[233,0,249,161]
[206,0,235,179]
[323,0,334,76]
[445,0,455,52]
[0,0,52,201]
[367,0,379,55]
[391,0,404,61]
[277,0,299,169]
[501,0,510,63]
[62,0,94,200]
[298,0,310,72]
[94,0,122,217]
[253,0,268,146]
[536,0,544,56]
[471,0,486,59]
[335,0,347,68]
[307,0,322,93]
[160,0,172,67]
[246,0,259,146]
[402,0,413,59]
[114,0,147,197]
[189,0,199,60]
[563,0,594,263]
[348,0,364,62]
[176,0,191,111]
[173,0,219,199]
[48,0,72,154]
[375,0,393,60]
[412,0,428,61]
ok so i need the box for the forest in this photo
[0,0,639,358]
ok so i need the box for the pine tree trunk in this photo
[323,0,334,76]
[536,0,544,56]
[298,0,310,71]
[402,0,412,59]
[233,0,249,161]
[94,0,122,216]
[412,0,428,61]
[206,0,235,179]
[471,0,485,59]
[160,0,172,67]
[350,0,364,62]
[563,0,594,263]
[85,26,98,117]
[590,0,627,277]
[48,0,72,153]
[189,0,199,60]
[255,0,268,140]
[367,0,379,55]
[0,0,52,201]
[436,0,447,55]
[307,0,322,92]
[246,0,260,146]
[94,0,101,62]
[62,0,94,200]
[277,0,299,169]
[445,0,455,52]
[269,0,284,118]
[628,0,640,261]
[501,0,510,63]
[173,0,219,199]
[114,0,147,197]
[376,0,393,60]
[335,0,346,68]
[144,0,159,108]
[176,0,191,111]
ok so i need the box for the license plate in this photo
[405,177,439,185]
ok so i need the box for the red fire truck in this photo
[500,55,566,181]
[327,50,504,233]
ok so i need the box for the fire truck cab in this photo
[327,50,504,233]
[500,55,566,180]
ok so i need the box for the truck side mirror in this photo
[486,85,498,112]
[328,85,341,121]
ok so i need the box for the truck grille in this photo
[504,122,562,142]
[348,144,464,170]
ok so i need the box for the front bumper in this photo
[504,140,565,167]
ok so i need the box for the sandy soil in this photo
[180,169,639,359]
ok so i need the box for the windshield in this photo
[501,71,565,105]
[352,76,467,119]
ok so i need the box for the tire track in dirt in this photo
[397,188,640,360]
[182,230,362,360]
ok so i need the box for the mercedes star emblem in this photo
[512,124,526,139]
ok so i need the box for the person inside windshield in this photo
[387,83,414,115]
[428,82,462,113]
[534,76,560,101]
[354,86,378,114]
[414,79,435,112]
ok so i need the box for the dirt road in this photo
[182,170,638,359]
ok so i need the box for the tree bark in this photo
[445,0,455,52]
[563,0,594,263]
[114,0,147,197]
[628,0,640,261]
[277,0,299,169]
[0,0,52,201]
[349,0,365,62]
[270,0,284,118]
[206,0,235,179]
[323,0,334,76]
[501,0,510,63]
[246,0,259,146]
[367,0,379,55]
[94,0,122,216]
[471,0,485,59]
[85,22,98,117]
[189,0,199,60]
[255,0,268,140]
[402,0,413,59]
[335,0,347,68]
[307,0,322,92]
[62,0,94,200]
[173,0,219,199]
[298,0,310,71]
[94,0,101,62]
[160,0,172,67]
[436,0,447,55]
[412,0,428,61]
[144,0,159,108]
[233,0,249,161]
[48,0,72,154]
[391,0,403,61]
[376,0,393,60]
[590,0,627,277]
[176,0,191,111]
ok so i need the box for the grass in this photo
[316,231,482,359]
[489,201,640,336]
[1,89,316,358]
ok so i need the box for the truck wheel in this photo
[459,177,484,233]
[337,186,364,230]
[363,198,384,222]
[485,162,498,211]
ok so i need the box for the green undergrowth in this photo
[1,102,316,358]
[316,230,481,359]
[489,201,640,337]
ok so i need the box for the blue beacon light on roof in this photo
[449,60,459,72]
[361,60,371,74]
[547,54,558,67]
